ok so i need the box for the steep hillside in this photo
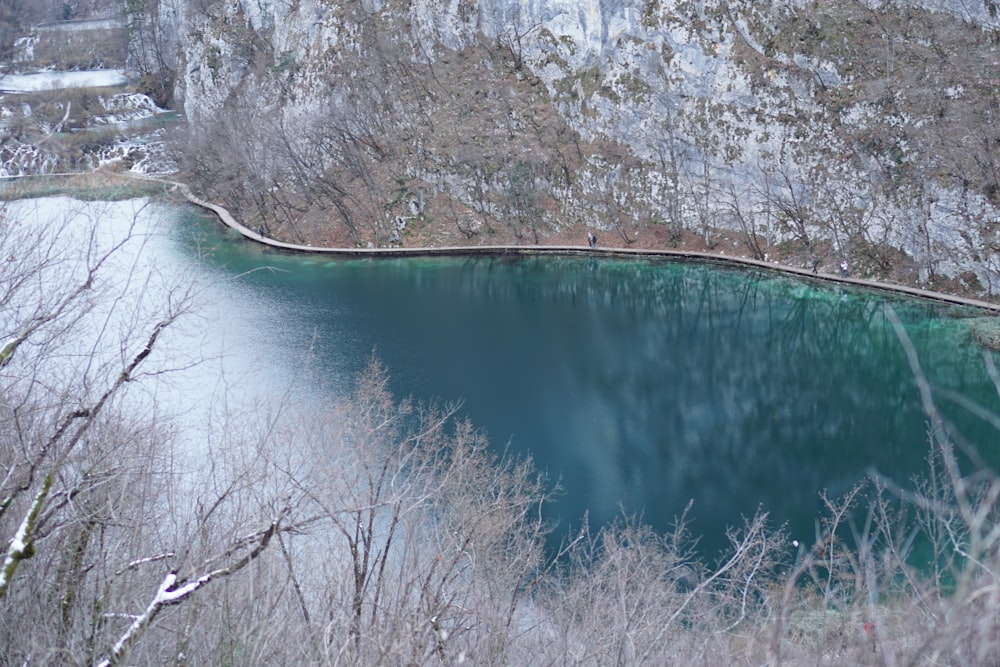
[5,1,998,298]
[172,0,1000,297]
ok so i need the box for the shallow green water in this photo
[174,207,1000,559]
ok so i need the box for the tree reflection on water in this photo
[182,227,1000,558]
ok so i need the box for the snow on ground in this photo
[0,69,127,92]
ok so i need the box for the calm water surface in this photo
[173,205,1000,558]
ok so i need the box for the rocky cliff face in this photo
[175,0,1000,295]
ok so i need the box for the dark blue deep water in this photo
[173,205,1000,559]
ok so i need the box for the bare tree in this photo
[538,507,780,665]
[120,0,180,107]
[487,0,540,72]
[722,180,770,261]
[268,356,556,665]
[0,201,296,664]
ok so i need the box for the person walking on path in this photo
[840,259,849,278]
[587,231,597,249]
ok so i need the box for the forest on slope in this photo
[4,0,1000,297]
[0,0,1000,297]
[166,0,1000,299]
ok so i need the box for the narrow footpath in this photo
[171,180,1000,314]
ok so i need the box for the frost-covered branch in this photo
[0,473,51,598]
[0,314,176,599]
[96,509,288,667]
[113,552,176,577]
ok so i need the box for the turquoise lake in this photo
[173,204,1000,559]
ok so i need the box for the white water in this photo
[0,69,128,93]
